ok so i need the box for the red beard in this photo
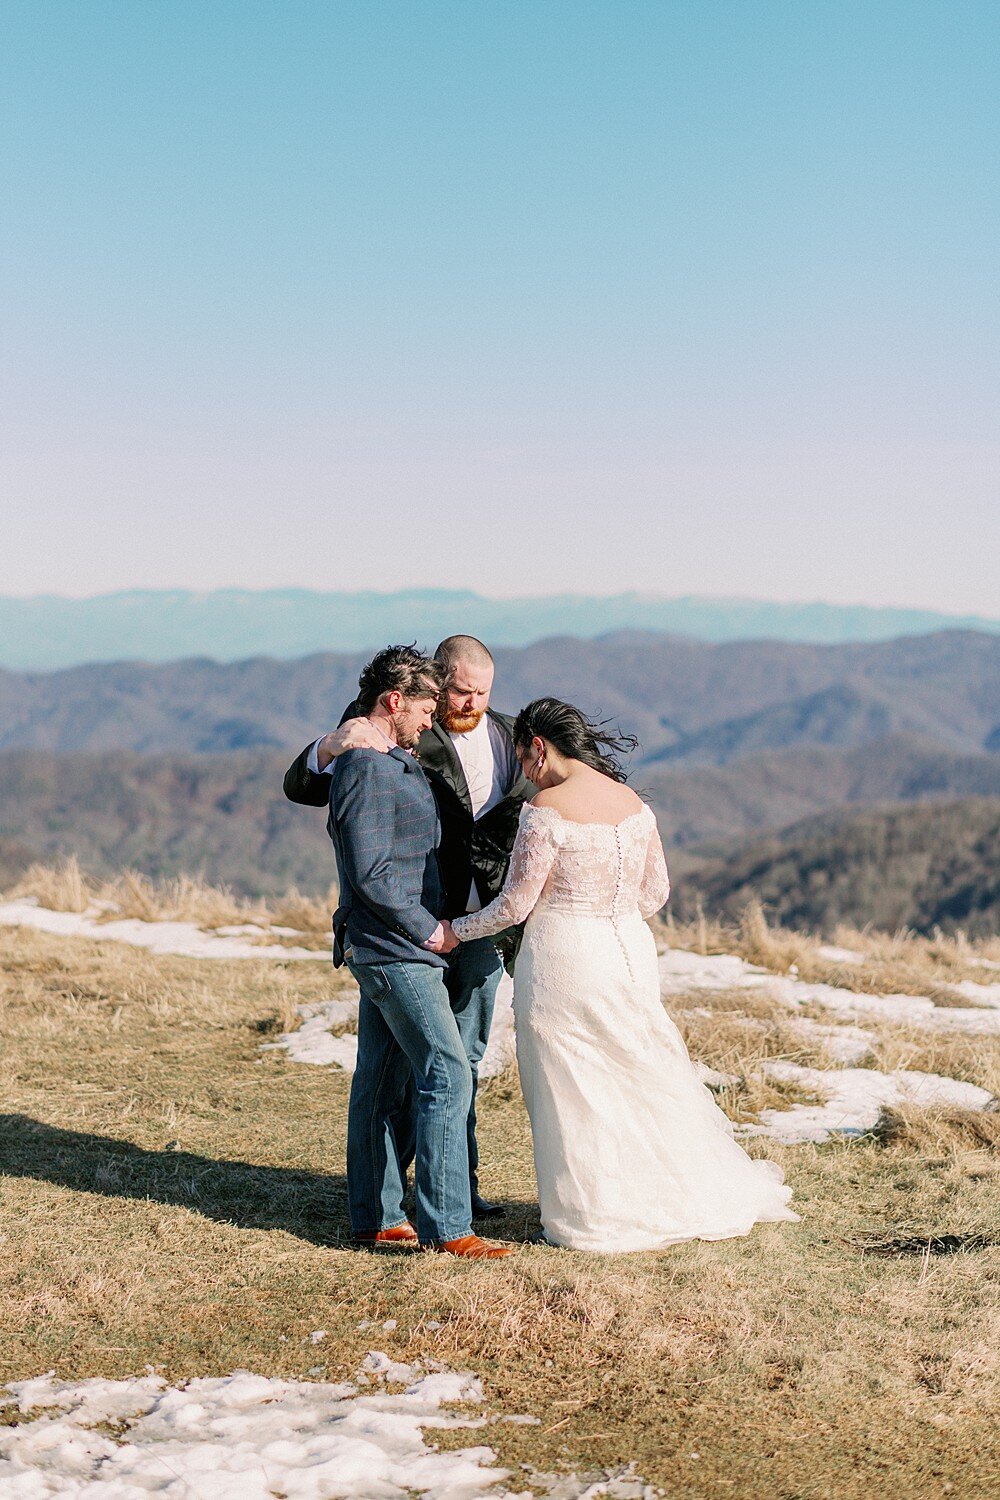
[441,706,485,734]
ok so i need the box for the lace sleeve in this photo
[639,821,670,919]
[452,805,561,941]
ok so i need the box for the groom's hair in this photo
[434,635,494,676]
[356,645,444,713]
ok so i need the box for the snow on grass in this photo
[0,896,517,1078]
[816,944,865,965]
[0,1355,651,1499]
[788,1017,876,1065]
[657,950,996,1142]
[0,899,329,961]
[0,1359,496,1499]
[261,974,517,1081]
[262,998,361,1068]
[741,1061,995,1145]
[658,950,1000,1035]
[949,978,1000,1008]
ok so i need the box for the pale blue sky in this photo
[2,2,998,612]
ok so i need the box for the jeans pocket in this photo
[366,965,394,1008]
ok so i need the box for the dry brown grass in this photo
[871,1104,1000,1155]
[860,1026,1000,1098]
[664,899,1000,1001]
[7,854,94,912]
[3,861,336,945]
[99,869,272,927]
[1,922,998,1496]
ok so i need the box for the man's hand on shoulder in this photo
[316,718,388,769]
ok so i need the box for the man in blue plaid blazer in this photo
[326,645,512,1260]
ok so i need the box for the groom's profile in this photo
[304,643,513,1258]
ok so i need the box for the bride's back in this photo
[532,763,643,825]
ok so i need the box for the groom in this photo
[313,643,512,1258]
[284,634,531,1218]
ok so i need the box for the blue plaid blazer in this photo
[327,746,446,968]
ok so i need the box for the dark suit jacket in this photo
[327,746,445,969]
[283,706,532,919]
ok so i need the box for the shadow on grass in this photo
[0,1113,352,1246]
[0,1115,534,1246]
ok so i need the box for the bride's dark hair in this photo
[513,698,638,783]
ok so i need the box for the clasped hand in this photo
[426,919,460,955]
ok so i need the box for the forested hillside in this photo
[676,797,1000,936]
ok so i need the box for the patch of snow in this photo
[742,1060,995,1145]
[215,922,305,938]
[949,978,1000,1009]
[263,973,516,1081]
[769,976,1000,1036]
[0,1358,497,1499]
[481,972,516,1079]
[262,998,361,1069]
[0,1357,649,1499]
[0,901,329,962]
[816,944,865,965]
[790,1017,876,1064]
[658,950,772,993]
[658,949,1000,1036]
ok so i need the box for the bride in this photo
[451,697,798,1253]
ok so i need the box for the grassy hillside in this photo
[643,734,1000,848]
[679,797,1000,937]
[1,918,997,1495]
[0,751,330,897]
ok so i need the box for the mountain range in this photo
[2,588,998,670]
[4,630,999,760]
[1,629,999,932]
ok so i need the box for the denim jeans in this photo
[347,959,474,1244]
[445,936,504,1202]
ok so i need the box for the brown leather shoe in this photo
[353,1222,419,1246]
[424,1234,513,1259]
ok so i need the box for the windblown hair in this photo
[356,645,444,714]
[434,634,494,675]
[512,697,638,783]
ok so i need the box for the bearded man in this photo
[283,634,531,1217]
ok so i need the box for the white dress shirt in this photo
[447,714,520,911]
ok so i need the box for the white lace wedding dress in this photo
[453,802,798,1252]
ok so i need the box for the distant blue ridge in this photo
[1,589,998,671]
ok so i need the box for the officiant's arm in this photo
[282,703,389,805]
[452,809,559,941]
[282,742,331,807]
[639,825,670,919]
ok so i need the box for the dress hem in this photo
[542,1210,801,1254]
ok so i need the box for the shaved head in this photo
[434,633,494,675]
[435,635,495,733]
[434,634,494,675]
